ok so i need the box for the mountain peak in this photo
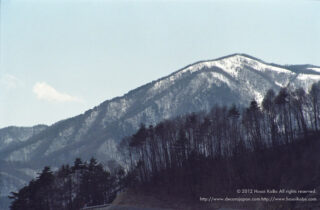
[162,53,291,88]
[214,53,256,60]
[149,54,320,106]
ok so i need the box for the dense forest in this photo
[119,82,320,204]
[9,81,320,209]
[9,158,126,210]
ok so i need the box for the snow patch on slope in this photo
[297,73,320,81]
[308,67,320,73]
[74,109,99,141]
[210,72,232,87]
[275,81,285,88]
[98,139,119,160]
[102,98,131,126]
[294,74,320,91]
[3,137,14,144]
[45,126,75,155]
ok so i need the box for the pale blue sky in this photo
[0,0,319,128]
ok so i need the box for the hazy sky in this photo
[1,0,319,128]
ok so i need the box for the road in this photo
[106,206,173,210]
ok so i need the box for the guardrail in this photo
[81,203,111,210]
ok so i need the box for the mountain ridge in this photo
[1,54,320,209]
[2,54,320,162]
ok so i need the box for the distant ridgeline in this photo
[9,81,320,210]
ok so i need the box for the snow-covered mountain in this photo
[1,54,320,209]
